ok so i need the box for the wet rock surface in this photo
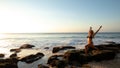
[0,44,44,68]
[20,44,35,49]
[47,55,67,68]
[92,50,116,61]
[0,52,44,68]
[95,43,120,53]
[64,50,88,65]
[44,47,49,49]
[0,54,5,58]
[20,52,44,63]
[10,53,17,58]
[10,48,21,53]
[0,58,18,68]
[47,50,117,68]
[52,46,75,53]
[47,43,120,68]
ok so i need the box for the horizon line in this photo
[1,32,120,34]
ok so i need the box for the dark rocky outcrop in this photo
[10,48,21,53]
[47,55,63,64]
[0,58,18,68]
[0,43,119,68]
[44,47,49,49]
[53,60,66,68]
[47,55,67,68]
[0,48,44,68]
[47,43,120,68]
[38,64,49,68]
[52,46,75,53]
[20,44,35,49]
[91,50,116,61]
[63,49,117,63]
[20,52,44,63]
[0,54,4,58]
[48,43,120,68]
[64,50,88,65]
[95,44,120,53]
[10,53,17,58]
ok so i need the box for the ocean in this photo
[0,32,120,49]
[0,32,120,68]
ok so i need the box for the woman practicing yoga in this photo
[85,26,102,55]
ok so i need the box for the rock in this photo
[20,44,35,49]
[64,50,88,65]
[36,52,45,58]
[47,55,67,68]
[82,64,91,68]
[47,55,63,65]
[52,46,75,53]
[38,64,49,68]
[20,52,44,63]
[104,41,116,44]
[54,60,66,68]
[95,44,120,53]
[63,49,116,65]
[10,48,21,53]
[92,50,116,61]
[0,64,18,68]
[46,44,119,68]
[10,53,17,58]
[0,54,4,58]
[0,58,18,68]
[44,47,49,49]
[48,59,66,68]
[52,47,60,53]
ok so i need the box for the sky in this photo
[0,0,120,33]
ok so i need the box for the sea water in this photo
[0,32,120,49]
[0,32,120,68]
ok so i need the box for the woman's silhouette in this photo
[85,26,102,55]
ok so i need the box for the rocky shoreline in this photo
[0,42,120,68]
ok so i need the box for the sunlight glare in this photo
[0,33,6,39]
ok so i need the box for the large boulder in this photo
[47,55,66,68]
[47,55,63,64]
[0,54,4,58]
[20,52,44,63]
[95,44,120,53]
[10,53,17,58]
[0,58,18,68]
[63,49,116,65]
[91,50,116,61]
[52,46,75,53]
[20,44,35,49]
[47,44,119,68]
[63,50,88,65]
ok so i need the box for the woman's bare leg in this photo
[85,44,89,55]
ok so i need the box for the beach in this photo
[0,33,120,68]
[0,0,120,67]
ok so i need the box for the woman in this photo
[85,26,102,55]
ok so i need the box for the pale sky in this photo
[0,0,120,33]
